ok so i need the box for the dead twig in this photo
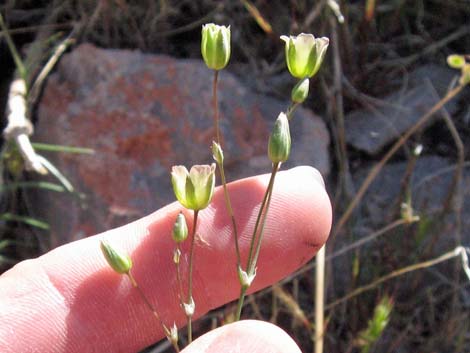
[28,35,75,106]
[315,244,326,353]
[3,79,47,175]
[380,26,470,68]
[325,246,470,310]
[332,83,466,240]
[329,15,354,205]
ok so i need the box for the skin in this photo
[0,166,332,353]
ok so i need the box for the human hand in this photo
[0,166,331,352]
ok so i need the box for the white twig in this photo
[28,37,75,105]
[457,246,470,281]
[327,0,345,23]
[3,79,47,175]
[315,244,326,353]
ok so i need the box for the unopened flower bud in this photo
[172,212,188,243]
[280,33,329,79]
[212,141,224,165]
[268,112,291,163]
[291,78,310,103]
[100,240,132,274]
[201,23,231,71]
[447,54,466,69]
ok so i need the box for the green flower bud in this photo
[212,141,224,165]
[201,23,231,71]
[171,163,216,210]
[268,112,291,163]
[291,78,310,103]
[447,54,466,69]
[280,33,329,79]
[100,240,132,274]
[172,212,188,243]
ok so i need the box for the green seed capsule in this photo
[268,112,291,163]
[100,240,132,274]
[172,212,188,243]
[291,78,310,103]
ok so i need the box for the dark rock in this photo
[34,43,330,246]
[354,155,469,244]
[345,64,459,155]
[332,156,470,299]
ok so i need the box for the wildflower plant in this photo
[100,24,329,351]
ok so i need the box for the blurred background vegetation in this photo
[1,1,470,352]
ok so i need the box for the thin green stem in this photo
[212,69,241,266]
[175,245,184,304]
[0,12,27,81]
[127,271,180,352]
[235,162,280,321]
[249,163,279,274]
[246,162,280,272]
[235,286,248,321]
[213,70,221,144]
[187,210,199,343]
[286,102,299,120]
[127,271,161,321]
[219,163,241,266]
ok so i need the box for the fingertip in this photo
[284,165,326,189]
[182,320,301,353]
[274,165,332,248]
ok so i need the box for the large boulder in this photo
[34,44,330,246]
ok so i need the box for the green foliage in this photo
[356,296,393,353]
[0,213,50,230]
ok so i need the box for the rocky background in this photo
[34,43,330,246]
[1,1,470,352]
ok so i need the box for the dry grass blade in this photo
[326,246,470,310]
[332,83,466,240]
[272,284,311,329]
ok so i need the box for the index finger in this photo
[0,166,331,353]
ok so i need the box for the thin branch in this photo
[325,246,470,310]
[314,245,326,353]
[28,35,75,105]
[3,79,47,174]
[332,83,465,239]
